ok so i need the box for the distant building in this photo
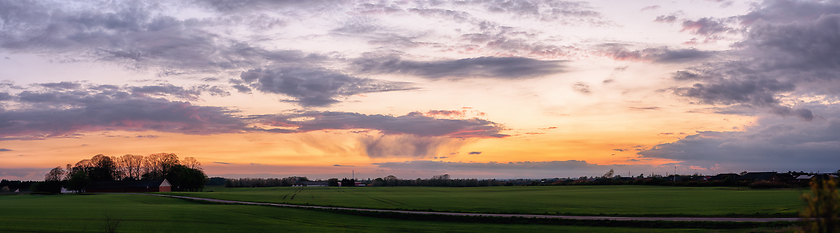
[738,172,793,182]
[85,179,171,193]
[708,173,740,181]
[303,181,327,187]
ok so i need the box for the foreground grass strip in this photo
[1,194,786,233]
[172,186,803,217]
[148,194,799,229]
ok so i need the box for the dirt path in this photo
[141,193,798,222]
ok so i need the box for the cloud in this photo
[0,148,11,152]
[0,92,11,101]
[468,151,482,155]
[255,111,508,138]
[639,107,840,172]
[231,84,253,94]
[2,82,511,141]
[373,160,655,178]
[740,0,840,25]
[573,82,590,94]
[39,82,82,90]
[640,5,660,11]
[1,98,247,139]
[460,0,609,25]
[599,45,715,63]
[425,110,466,117]
[238,68,416,107]
[629,107,660,110]
[654,15,677,23]
[214,161,233,165]
[360,134,468,158]
[0,1,323,76]
[0,167,53,180]
[0,83,250,139]
[130,84,230,100]
[680,17,737,38]
[196,0,337,13]
[670,2,840,120]
[353,56,565,79]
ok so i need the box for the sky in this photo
[2,0,840,181]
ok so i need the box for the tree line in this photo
[37,153,207,193]
[223,174,509,188]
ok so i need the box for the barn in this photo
[85,179,172,193]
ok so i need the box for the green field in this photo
[170,186,805,217]
[0,194,792,233]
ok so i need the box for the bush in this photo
[800,177,840,233]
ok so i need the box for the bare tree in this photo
[45,166,65,182]
[119,154,144,180]
[182,157,201,170]
[144,153,179,180]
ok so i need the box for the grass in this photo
[0,194,797,233]
[170,185,805,217]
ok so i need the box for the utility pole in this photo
[674,166,676,182]
[352,170,355,181]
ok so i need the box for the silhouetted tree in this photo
[327,178,340,187]
[66,170,90,193]
[164,165,207,191]
[143,153,180,180]
[182,157,201,170]
[118,154,144,180]
[89,154,118,181]
[45,166,65,182]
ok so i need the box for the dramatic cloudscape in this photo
[2,0,840,180]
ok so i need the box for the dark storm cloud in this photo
[680,17,736,36]
[0,82,252,139]
[131,84,230,100]
[673,79,794,107]
[670,1,840,120]
[0,97,247,139]
[231,84,252,94]
[740,0,840,24]
[353,56,564,79]
[195,0,336,12]
[0,1,323,75]
[238,68,416,107]
[0,92,12,101]
[639,108,840,172]
[600,45,715,63]
[38,82,82,90]
[3,82,510,140]
[255,111,508,138]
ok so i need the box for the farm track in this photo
[139,193,799,223]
